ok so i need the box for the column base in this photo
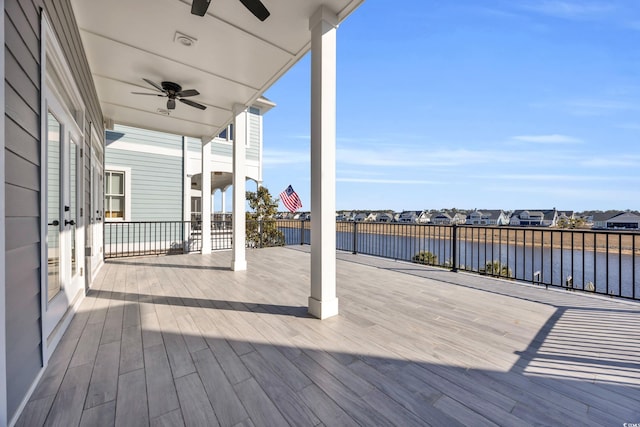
[308,296,339,320]
[201,248,212,255]
[231,259,247,271]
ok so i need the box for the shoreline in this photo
[278,221,640,256]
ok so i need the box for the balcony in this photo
[17,246,640,426]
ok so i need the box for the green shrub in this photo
[483,260,513,278]
[412,251,438,265]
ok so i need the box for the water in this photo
[280,226,640,299]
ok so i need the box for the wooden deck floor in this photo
[18,246,640,426]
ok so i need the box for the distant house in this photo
[606,212,640,230]
[466,209,510,226]
[398,210,430,223]
[591,211,623,229]
[555,211,575,226]
[377,212,395,223]
[431,211,452,225]
[354,212,366,222]
[451,213,467,225]
[509,209,558,227]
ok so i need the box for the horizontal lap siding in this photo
[106,149,183,222]
[3,0,104,421]
[4,0,44,420]
[246,111,260,161]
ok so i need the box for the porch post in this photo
[201,137,212,254]
[231,105,247,271]
[221,189,226,215]
[308,6,339,319]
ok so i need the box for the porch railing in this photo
[104,220,640,301]
[278,220,640,301]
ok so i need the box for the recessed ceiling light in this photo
[157,108,171,115]
[174,31,197,47]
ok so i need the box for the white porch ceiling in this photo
[71,0,365,139]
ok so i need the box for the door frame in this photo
[40,14,86,362]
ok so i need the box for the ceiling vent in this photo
[174,31,197,47]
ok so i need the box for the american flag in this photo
[280,185,302,213]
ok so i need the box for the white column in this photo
[308,6,339,319]
[0,0,7,420]
[201,137,212,254]
[221,189,226,215]
[183,137,190,222]
[231,105,247,271]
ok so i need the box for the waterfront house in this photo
[431,211,467,225]
[105,100,271,224]
[591,211,623,229]
[377,212,395,223]
[398,210,430,223]
[466,209,511,226]
[605,211,640,230]
[509,209,558,227]
[354,212,376,222]
[0,0,365,422]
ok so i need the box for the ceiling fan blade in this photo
[191,0,211,16]
[180,98,207,110]
[238,0,270,21]
[177,89,199,98]
[143,78,164,92]
[131,92,165,96]
[167,99,176,110]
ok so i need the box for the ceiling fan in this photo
[191,0,270,21]
[132,78,207,111]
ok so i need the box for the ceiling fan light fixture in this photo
[174,32,197,47]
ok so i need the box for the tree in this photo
[245,186,285,247]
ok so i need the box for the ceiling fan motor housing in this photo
[161,81,182,98]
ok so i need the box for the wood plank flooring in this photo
[17,246,640,426]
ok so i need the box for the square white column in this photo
[308,6,339,319]
[231,106,247,271]
[201,137,212,254]
[183,137,191,253]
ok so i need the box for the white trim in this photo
[104,166,132,222]
[39,9,50,372]
[41,12,88,361]
[106,139,183,158]
[0,0,7,423]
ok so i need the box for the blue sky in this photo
[261,0,640,212]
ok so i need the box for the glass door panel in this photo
[70,141,78,277]
[47,113,62,302]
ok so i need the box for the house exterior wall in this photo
[105,126,184,221]
[186,108,262,183]
[3,0,104,422]
[4,1,46,420]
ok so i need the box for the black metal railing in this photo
[104,221,202,258]
[276,220,640,301]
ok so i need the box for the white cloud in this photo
[336,147,527,168]
[337,178,440,185]
[519,1,614,20]
[566,99,637,116]
[491,174,631,182]
[263,150,308,166]
[580,155,640,168]
[512,134,582,144]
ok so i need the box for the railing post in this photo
[451,224,458,272]
[300,220,304,245]
[353,221,358,255]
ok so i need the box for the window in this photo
[216,123,234,142]
[105,170,125,219]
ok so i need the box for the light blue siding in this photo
[105,149,183,221]
[247,112,260,161]
[110,124,182,151]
